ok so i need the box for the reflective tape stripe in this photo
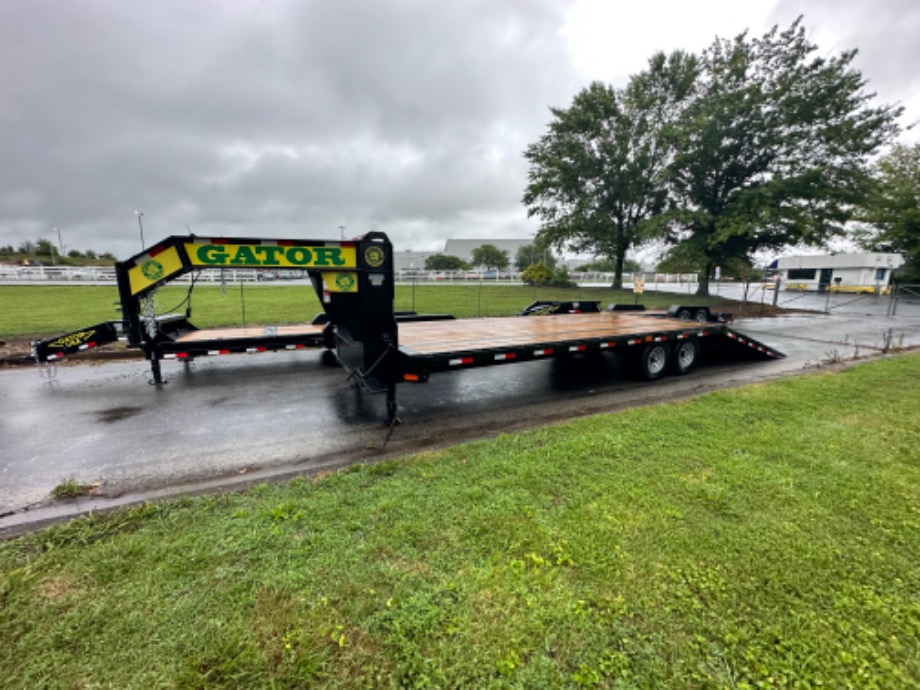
[569,344,587,352]
[449,357,474,366]
[533,348,554,356]
[494,353,517,361]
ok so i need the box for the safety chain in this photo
[37,360,58,382]
[143,290,158,339]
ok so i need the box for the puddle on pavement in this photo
[94,406,143,423]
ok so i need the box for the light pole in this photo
[135,211,145,250]
[339,225,346,241]
[55,227,64,256]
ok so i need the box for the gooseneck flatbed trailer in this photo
[32,231,784,424]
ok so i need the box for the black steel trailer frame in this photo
[32,231,784,424]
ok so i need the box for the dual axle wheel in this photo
[636,338,699,380]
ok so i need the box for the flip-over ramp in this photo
[721,327,786,359]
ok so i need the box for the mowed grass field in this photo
[0,283,732,339]
[1,354,918,688]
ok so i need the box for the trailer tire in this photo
[693,308,709,322]
[671,338,699,375]
[676,308,693,320]
[638,342,670,380]
[321,349,339,367]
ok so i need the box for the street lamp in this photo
[55,227,64,256]
[135,211,145,250]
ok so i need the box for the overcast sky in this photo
[1,0,918,261]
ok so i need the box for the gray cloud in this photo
[769,0,920,116]
[0,0,575,257]
[2,1,917,261]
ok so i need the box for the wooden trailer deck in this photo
[175,324,324,343]
[398,312,700,355]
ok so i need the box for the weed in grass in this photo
[50,478,94,499]
[821,349,844,364]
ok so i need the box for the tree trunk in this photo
[612,251,625,290]
[695,260,712,297]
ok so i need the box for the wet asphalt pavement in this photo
[2,287,918,535]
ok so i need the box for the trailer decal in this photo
[47,329,97,349]
[324,272,358,293]
[184,243,356,269]
[365,246,386,267]
[129,246,184,295]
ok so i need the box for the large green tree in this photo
[523,57,695,288]
[856,143,920,281]
[514,242,557,271]
[661,18,901,295]
[424,254,470,271]
[470,244,510,270]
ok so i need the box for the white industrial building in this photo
[773,252,904,293]
[393,239,590,273]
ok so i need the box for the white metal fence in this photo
[0,264,702,286]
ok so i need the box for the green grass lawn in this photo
[0,283,734,339]
[2,354,918,688]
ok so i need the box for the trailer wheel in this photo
[676,308,693,320]
[638,342,670,380]
[320,349,339,367]
[671,338,699,375]
[693,309,709,322]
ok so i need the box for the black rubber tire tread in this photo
[671,338,699,375]
[638,342,670,380]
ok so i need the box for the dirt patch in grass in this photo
[0,337,141,368]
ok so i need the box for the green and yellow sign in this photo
[185,243,356,269]
[324,272,358,293]
[128,246,184,295]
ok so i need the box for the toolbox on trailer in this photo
[33,231,784,424]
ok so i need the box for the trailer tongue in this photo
[32,231,784,424]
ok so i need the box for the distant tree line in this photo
[523,17,911,294]
[0,239,116,263]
